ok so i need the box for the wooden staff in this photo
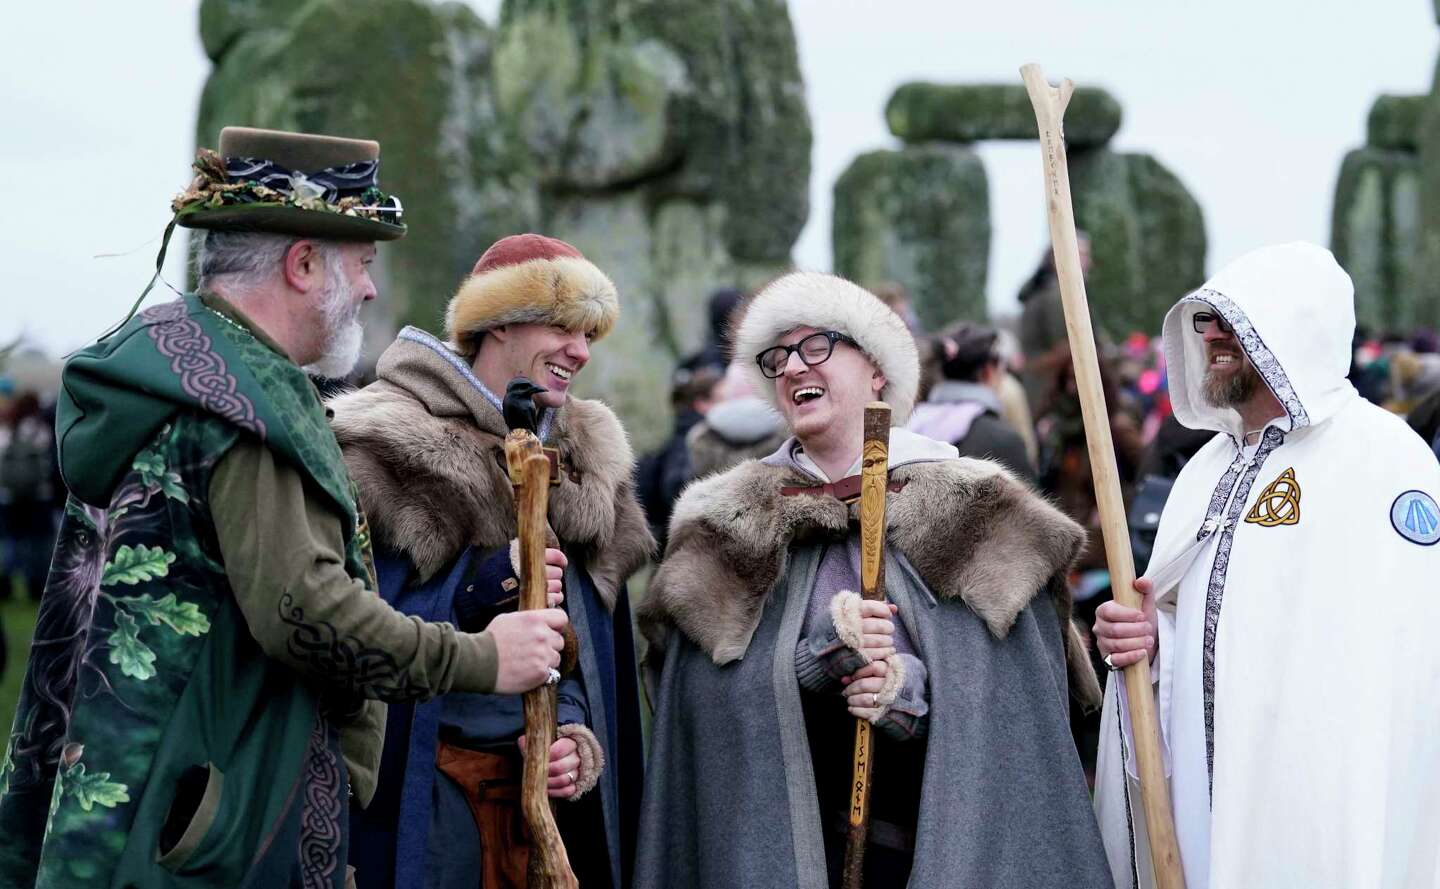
[841,402,892,889]
[504,429,578,889]
[1020,64,1185,889]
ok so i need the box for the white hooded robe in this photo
[1094,242,1440,889]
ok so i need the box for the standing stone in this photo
[1368,95,1426,152]
[1336,93,1428,331]
[494,0,811,444]
[194,0,539,345]
[1332,148,1422,332]
[193,0,813,450]
[832,144,990,329]
[886,82,1122,149]
[1068,149,1207,336]
[1417,55,1440,328]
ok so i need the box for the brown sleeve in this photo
[209,437,498,700]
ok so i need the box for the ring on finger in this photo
[1103,654,1118,672]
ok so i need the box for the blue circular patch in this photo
[1391,490,1440,546]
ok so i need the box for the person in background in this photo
[993,328,1041,469]
[0,392,60,600]
[678,287,745,375]
[907,322,1037,483]
[637,366,722,551]
[1019,232,1093,412]
[869,281,924,334]
[685,360,787,482]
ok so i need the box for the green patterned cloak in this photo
[0,294,372,888]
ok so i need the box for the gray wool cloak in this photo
[634,455,1114,889]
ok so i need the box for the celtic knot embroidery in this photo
[277,594,429,702]
[299,715,342,888]
[144,299,267,439]
[1245,468,1301,527]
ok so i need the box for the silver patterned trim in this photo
[1201,425,1285,802]
[1182,289,1311,433]
[396,326,555,441]
[1116,697,1140,889]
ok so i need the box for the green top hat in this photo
[174,126,406,242]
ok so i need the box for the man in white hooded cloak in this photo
[1092,242,1440,889]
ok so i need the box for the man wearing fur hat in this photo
[0,129,571,889]
[1093,243,1440,889]
[331,234,653,889]
[634,272,1112,888]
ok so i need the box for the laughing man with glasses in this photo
[634,272,1112,889]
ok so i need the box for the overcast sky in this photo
[3,0,1436,355]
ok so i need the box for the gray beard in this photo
[302,264,364,380]
[1201,358,1261,408]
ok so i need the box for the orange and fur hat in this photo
[445,233,619,358]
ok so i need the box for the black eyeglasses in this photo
[756,330,859,378]
[1192,311,1233,336]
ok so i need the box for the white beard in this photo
[302,258,364,380]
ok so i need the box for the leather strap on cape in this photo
[780,474,908,504]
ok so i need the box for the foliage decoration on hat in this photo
[735,271,921,424]
[445,234,620,359]
[173,131,405,243]
[100,126,407,343]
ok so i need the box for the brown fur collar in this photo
[642,456,1101,706]
[328,372,653,610]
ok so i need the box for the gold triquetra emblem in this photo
[1245,467,1301,527]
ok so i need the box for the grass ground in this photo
[0,595,39,735]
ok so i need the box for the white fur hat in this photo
[735,272,921,424]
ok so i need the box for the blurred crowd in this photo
[635,245,1440,779]
[0,378,64,682]
[0,383,61,603]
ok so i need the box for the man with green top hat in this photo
[0,126,570,889]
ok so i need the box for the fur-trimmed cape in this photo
[328,341,653,608]
[641,455,1101,707]
[329,328,653,889]
[634,453,1115,888]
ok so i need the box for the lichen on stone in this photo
[192,0,812,450]
[885,82,1122,149]
[832,144,990,329]
[1332,148,1425,331]
[1367,95,1426,152]
[1069,148,1207,336]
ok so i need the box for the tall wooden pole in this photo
[505,430,578,889]
[841,403,892,889]
[1020,63,1185,889]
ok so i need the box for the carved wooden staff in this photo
[841,402,892,889]
[504,429,578,889]
[1021,63,1185,889]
